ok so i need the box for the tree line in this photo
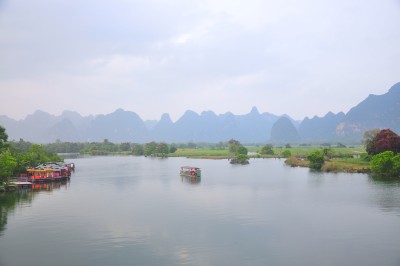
[2,124,400,181]
[0,126,63,185]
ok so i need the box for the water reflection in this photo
[1,157,400,266]
[181,176,201,185]
[0,180,70,235]
[31,180,70,191]
[368,175,400,215]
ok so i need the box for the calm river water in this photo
[1,156,400,266]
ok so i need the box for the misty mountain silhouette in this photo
[1,82,399,144]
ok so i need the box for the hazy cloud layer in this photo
[1,0,399,121]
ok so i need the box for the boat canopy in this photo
[180,166,200,170]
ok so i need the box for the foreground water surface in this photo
[1,156,400,266]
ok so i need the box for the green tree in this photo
[260,144,274,155]
[120,142,131,152]
[228,139,241,154]
[156,143,169,156]
[230,154,249,165]
[0,125,9,152]
[236,145,248,155]
[282,150,292,158]
[323,148,334,159]
[0,150,17,183]
[370,151,400,177]
[132,144,144,155]
[144,142,157,156]
[307,150,325,170]
[169,145,177,153]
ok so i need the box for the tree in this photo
[236,145,248,155]
[120,142,131,152]
[365,129,400,155]
[282,150,291,158]
[363,129,380,152]
[370,151,400,177]
[0,150,17,183]
[156,143,169,156]
[230,154,249,165]
[228,139,241,154]
[227,139,249,164]
[169,145,177,153]
[371,151,400,177]
[144,142,157,156]
[132,144,144,155]
[307,150,325,170]
[260,144,274,155]
[0,125,9,152]
[323,148,334,159]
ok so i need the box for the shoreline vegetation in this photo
[42,143,371,173]
[3,135,392,179]
[67,145,370,173]
[169,146,371,173]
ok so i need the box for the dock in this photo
[11,181,33,189]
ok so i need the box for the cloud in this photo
[0,0,399,121]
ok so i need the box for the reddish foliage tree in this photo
[366,129,400,155]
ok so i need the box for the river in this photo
[0,156,399,266]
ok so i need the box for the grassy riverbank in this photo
[285,156,370,173]
[169,146,370,173]
[168,148,231,159]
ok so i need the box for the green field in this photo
[169,148,232,159]
[168,145,370,173]
[169,145,365,159]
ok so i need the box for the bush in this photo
[307,150,325,170]
[282,150,291,158]
[371,151,400,177]
[230,154,249,165]
[260,144,274,155]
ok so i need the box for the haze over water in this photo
[0,156,399,266]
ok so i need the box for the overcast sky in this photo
[0,0,399,122]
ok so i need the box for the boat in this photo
[25,162,74,183]
[180,166,201,178]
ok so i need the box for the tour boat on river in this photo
[25,162,74,183]
[180,166,201,178]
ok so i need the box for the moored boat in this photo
[25,162,74,183]
[180,166,201,178]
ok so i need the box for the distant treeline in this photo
[9,139,232,157]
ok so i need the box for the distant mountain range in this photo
[1,82,399,144]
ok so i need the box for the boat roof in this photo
[180,166,200,169]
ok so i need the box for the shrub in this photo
[282,150,291,158]
[371,151,400,177]
[260,144,274,155]
[307,150,325,170]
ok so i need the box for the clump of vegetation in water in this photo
[307,150,325,170]
[228,139,249,165]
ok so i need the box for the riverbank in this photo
[170,146,371,173]
[284,156,371,173]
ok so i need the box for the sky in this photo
[0,0,399,122]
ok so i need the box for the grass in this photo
[322,159,370,173]
[169,148,232,159]
[90,145,370,174]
